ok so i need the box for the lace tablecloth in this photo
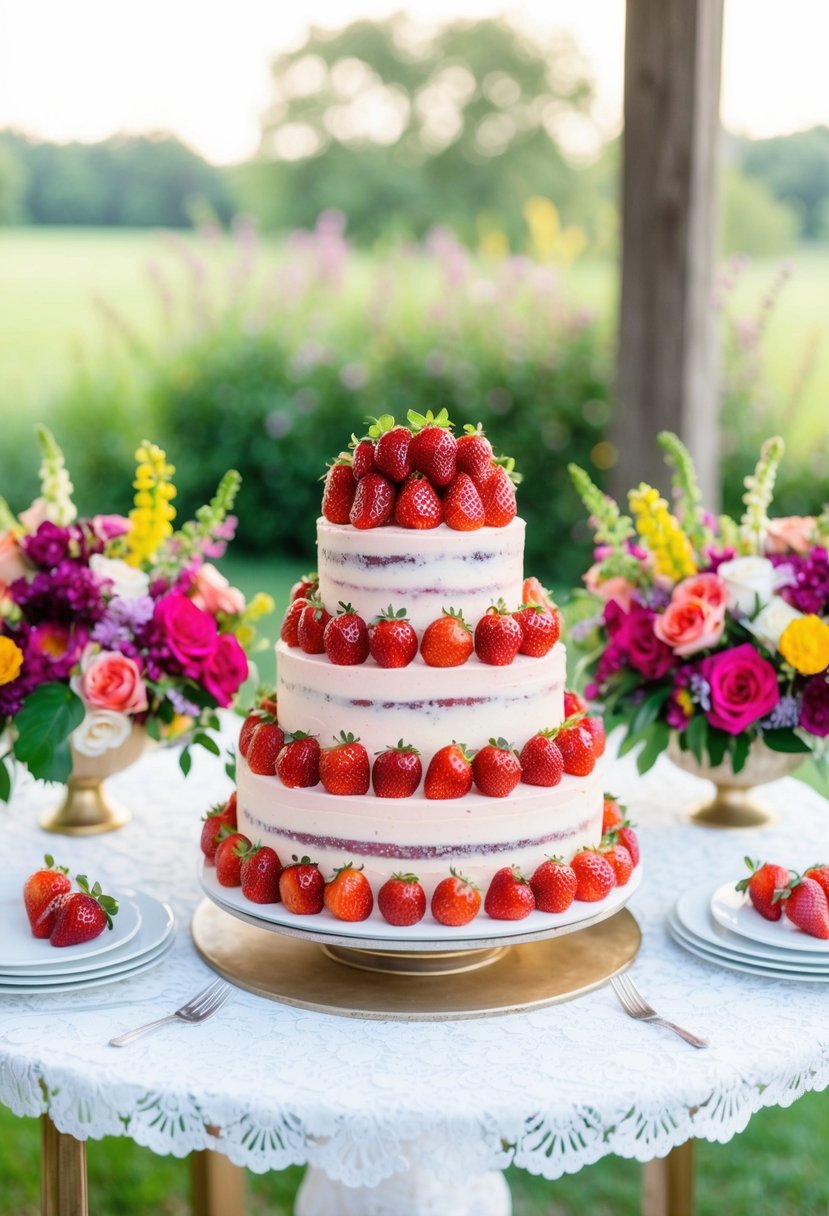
[1,723,828,1189]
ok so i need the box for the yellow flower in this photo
[0,636,24,686]
[779,615,829,675]
[124,442,177,567]
[628,483,697,582]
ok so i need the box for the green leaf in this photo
[685,714,708,766]
[179,747,192,777]
[761,729,811,754]
[731,733,751,774]
[636,721,670,774]
[12,683,85,784]
[0,757,11,803]
[193,732,221,757]
[617,728,647,758]
[706,728,729,768]
[630,687,671,737]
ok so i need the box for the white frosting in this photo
[276,640,565,760]
[316,517,526,633]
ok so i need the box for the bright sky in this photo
[0,0,827,163]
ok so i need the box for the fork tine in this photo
[184,978,227,1015]
[622,975,654,1017]
[613,972,647,1016]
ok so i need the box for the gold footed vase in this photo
[41,726,149,836]
[667,737,802,829]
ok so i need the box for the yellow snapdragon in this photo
[124,443,177,567]
[628,483,697,582]
[779,615,829,676]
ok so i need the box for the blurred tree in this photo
[0,143,27,223]
[738,125,829,240]
[239,16,605,244]
[721,166,799,255]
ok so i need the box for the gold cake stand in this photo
[191,892,642,1021]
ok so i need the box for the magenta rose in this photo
[700,644,780,735]
[154,594,218,678]
[614,601,674,680]
[800,675,829,737]
[202,633,248,707]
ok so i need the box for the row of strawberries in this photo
[200,794,640,925]
[737,857,829,939]
[283,575,559,667]
[239,692,605,797]
[322,412,518,531]
[23,857,119,946]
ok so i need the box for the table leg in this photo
[642,1140,694,1216]
[41,1114,88,1216]
[189,1141,246,1216]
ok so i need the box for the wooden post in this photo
[190,1143,246,1216]
[614,0,725,505]
[41,1115,88,1216]
[642,1141,695,1216]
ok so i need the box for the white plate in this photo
[667,919,829,983]
[674,887,829,965]
[667,910,829,973]
[710,881,829,954]
[0,876,142,968]
[199,860,642,950]
[0,890,175,977]
[0,938,176,996]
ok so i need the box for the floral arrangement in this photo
[570,433,829,774]
[0,428,272,799]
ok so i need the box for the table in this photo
[2,721,828,1216]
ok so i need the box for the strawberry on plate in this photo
[378,873,427,926]
[373,421,413,483]
[530,857,577,914]
[200,794,238,864]
[805,864,829,903]
[394,473,443,529]
[321,458,357,524]
[424,743,474,799]
[735,857,791,921]
[246,721,286,775]
[443,473,485,531]
[49,876,119,948]
[407,408,457,487]
[513,603,560,657]
[215,831,251,887]
[372,741,422,798]
[324,603,369,665]
[239,843,283,904]
[431,868,481,926]
[420,608,473,667]
[297,597,332,654]
[324,863,374,922]
[782,875,829,939]
[276,732,321,788]
[23,855,71,938]
[455,423,494,481]
[484,866,535,921]
[319,732,371,796]
[571,849,616,902]
[279,856,325,915]
[474,600,523,666]
[350,472,395,529]
[368,606,418,668]
[472,738,522,798]
[519,730,564,787]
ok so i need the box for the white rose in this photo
[71,709,132,757]
[89,554,150,600]
[744,596,804,651]
[717,556,778,615]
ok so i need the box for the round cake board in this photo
[191,899,642,1021]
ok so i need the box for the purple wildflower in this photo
[166,687,201,718]
[22,522,72,569]
[91,595,155,650]
[688,672,712,712]
[10,561,106,625]
[761,694,801,731]
[771,547,829,615]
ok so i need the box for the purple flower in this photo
[10,561,105,625]
[771,547,829,615]
[22,522,72,569]
[607,600,675,681]
[761,694,801,730]
[800,676,829,737]
[91,595,155,650]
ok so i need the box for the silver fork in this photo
[610,972,708,1049]
[109,978,232,1047]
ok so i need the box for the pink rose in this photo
[91,513,131,542]
[764,515,816,555]
[18,498,49,533]
[654,597,725,656]
[76,650,148,714]
[0,531,28,595]
[190,563,246,617]
[672,572,728,611]
[202,633,248,707]
[584,564,636,612]
[154,594,218,678]
[700,643,780,735]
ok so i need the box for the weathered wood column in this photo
[614,0,725,504]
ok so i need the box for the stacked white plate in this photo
[668,881,829,982]
[0,874,175,995]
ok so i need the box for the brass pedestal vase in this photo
[40,725,148,836]
[667,737,801,829]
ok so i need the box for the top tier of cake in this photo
[317,516,526,634]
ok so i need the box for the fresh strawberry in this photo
[736,857,791,921]
[571,849,616,902]
[323,602,369,665]
[200,795,238,864]
[279,856,325,915]
[420,608,473,667]
[350,437,376,480]
[280,596,308,647]
[350,472,395,529]
[431,868,481,926]
[602,794,624,834]
[372,741,422,798]
[377,873,427,926]
[584,715,606,758]
[368,606,418,667]
[50,876,119,947]
[616,823,640,868]
[215,831,251,886]
[599,839,634,886]
[394,473,443,529]
[319,731,371,795]
[805,865,829,903]
[321,458,357,524]
[374,423,413,483]
[443,473,485,531]
[407,408,457,487]
[530,857,577,913]
[239,709,264,758]
[257,693,278,715]
[484,866,535,920]
[289,572,318,602]
[519,731,564,787]
[23,855,71,938]
[323,863,374,922]
[556,722,597,776]
[513,604,560,656]
[479,464,517,527]
[472,738,522,798]
[276,732,321,788]
[297,597,332,654]
[522,577,556,613]
[782,876,829,939]
[563,689,589,717]
[239,843,283,904]
[246,721,286,775]
[455,424,494,481]
[424,743,474,799]
[474,600,523,666]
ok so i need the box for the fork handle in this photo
[649,1017,708,1049]
[109,1014,179,1047]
